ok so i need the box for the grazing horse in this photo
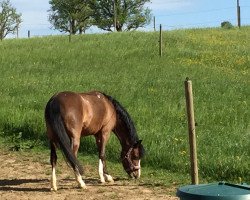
[45,91,145,191]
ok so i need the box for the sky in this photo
[6,0,250,38]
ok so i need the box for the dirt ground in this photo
[0,149,179,200]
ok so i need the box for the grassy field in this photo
[0,26,249,184]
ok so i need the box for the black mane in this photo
[101,92,139,144]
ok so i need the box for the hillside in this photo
[0,27,249,182]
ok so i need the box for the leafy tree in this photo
[0,0,22,40]
[48,0,93,34]
[90,0,152,32]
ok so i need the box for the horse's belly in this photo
[80,125,101,136]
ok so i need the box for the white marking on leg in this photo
[104,174,114,183]
[75,172,86,189]
[99,159,105,183]
[51,167,57,191]
[98,160,114,183]
[137,160,141,178]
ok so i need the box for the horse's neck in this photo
[113,124,133,150]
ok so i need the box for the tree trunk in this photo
[0,32,3,40]
[116,22,122,32]
[70,19,77,34]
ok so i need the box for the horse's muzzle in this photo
[129,166,141,179]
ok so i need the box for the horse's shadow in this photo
[0,177,140,192]
[0,178,49,192]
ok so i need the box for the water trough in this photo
[177,182,250,200]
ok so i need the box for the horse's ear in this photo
[134,140,142,147]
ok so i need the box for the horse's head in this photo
[121,140,145,179]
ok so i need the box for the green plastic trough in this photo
[176,182,250,200]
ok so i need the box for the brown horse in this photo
[45,91,145,191]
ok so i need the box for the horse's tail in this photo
[45,97,83,175]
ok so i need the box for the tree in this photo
[90,0,151,32]
[0,0,22,40]
[48,0,93,34]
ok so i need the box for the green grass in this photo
[0,27,249,184]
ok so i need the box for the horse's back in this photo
[47,91,116,136]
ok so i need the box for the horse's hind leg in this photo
[71,137,86,189]
[95,132,114,183]
[50,142,57,191]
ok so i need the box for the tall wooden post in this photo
[184,78,199,185]
[237,0,241,28]
[154,16,156,31]
[16,26,19,39]
[114,0,117,32]
[159,24,162,57]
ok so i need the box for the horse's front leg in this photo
[95,133,114,183]
[98,158,114,183]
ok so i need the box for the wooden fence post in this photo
[16,25,19,39]
[154,16,156,31]
[114,0,117,32]
[159,24,162,57]
[237,0,241,28]
[184,78,199,185]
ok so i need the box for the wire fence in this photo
[10,4,250,38]
[149,5,250,31]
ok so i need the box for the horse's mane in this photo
[101,92,139,144]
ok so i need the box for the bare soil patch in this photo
[0,150,179,200]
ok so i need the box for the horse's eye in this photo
[132,155,140,160]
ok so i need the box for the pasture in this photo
[0,27,249,184]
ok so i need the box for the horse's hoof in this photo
[107,179,114,184]
[105,174,114,183]
[100,178,106,183]
[51,187,57,192]
[79,183,87,190]
[80,185,87,190]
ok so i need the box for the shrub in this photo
[221,21,234,29]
